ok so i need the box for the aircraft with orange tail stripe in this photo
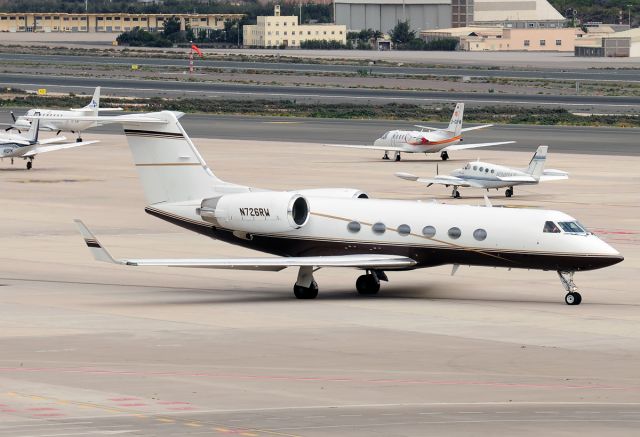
[324,103,514,162]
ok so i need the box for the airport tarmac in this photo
[1,133,639,436]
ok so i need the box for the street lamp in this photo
[628,4,633,27]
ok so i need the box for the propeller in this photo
[10,111,16,122]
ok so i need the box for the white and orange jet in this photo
[325,103,515,161]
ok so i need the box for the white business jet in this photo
[324,103,515,161]
[396,145,569,198]
[1,119,98,169]
[74,111,622,305]
[9,86,122,142]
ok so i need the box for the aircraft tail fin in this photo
[447,103,464,136]
[120,111,229,205]
[81,86,100,115]
[24,118,39,143]
[526,145,548,179]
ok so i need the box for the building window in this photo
[540,40,546,46]
[276,31,279,35]
[524,40,530,47]
[307,31,311,35]
[556,39,562,46]
[284,31,287,35]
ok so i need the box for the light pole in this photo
[628,4,633,26]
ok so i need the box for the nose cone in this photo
[577,237,624,271]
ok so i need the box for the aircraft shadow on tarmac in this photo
[103,285,571,306]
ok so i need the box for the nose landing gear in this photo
[505,187,514,197]
[558,271,582,305]
[440,151,449,161]
[451,186,461,198]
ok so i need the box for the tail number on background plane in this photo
[240,207,271,218]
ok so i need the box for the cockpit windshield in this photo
[543,221,560,233]
[543,220,589,234]
[558,221,588,234]
[382,131,391,140]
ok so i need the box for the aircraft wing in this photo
[21,140,99,157]
[69,107,124,112]
[38,136,68,145]
[395,172,479,188]
[74,220,417,271]
[442,140,515,151]
[25,114,169,125]
[324,144,407,152]
[460,124,493,133]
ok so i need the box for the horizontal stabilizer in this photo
[443,140,515,151]
[394,172,419,181]
[324,143,406,152]
[497,175,536,183]
[37,136,68,145]
[22,140,99,157]
[460,124,493,133]
[413,125,439,131]
[74,220,417,271]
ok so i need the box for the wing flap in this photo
[74,220,417,271]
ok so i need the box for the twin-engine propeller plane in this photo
[75,111,622,305]
[8,87,122,142]
[396,145,569,198]
[1,119,98,169]
[324,103,515,161]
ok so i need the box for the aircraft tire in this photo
[505,188,513,198]
[26,161,32,170]
[294,281,318,299]
[356,275,380,295]
[564,292,582,305]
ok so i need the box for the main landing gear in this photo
[356,270,387,295]
[72,131,83,143]
[293,266,319,299]
[26,157,34,170]
[505,187,514,198]
[382,152,390,160]
[292,267,388,299]
[382,152,401,161]
[394,152,401,162]
[558,271,582,305]
[440,151,449,161]
[451,186,461,199]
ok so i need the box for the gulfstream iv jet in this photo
[75,111,622,305]
[324,103,515,161]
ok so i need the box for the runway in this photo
[1,133,639,436]
[3,110,636,156]
[1,72,639,108]
[3,53,640,82]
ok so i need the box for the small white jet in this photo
[324,103,515,161]
[1,119,98,169]
[396,145,569,198]
[74,111,622,305]
[9,86,122,142]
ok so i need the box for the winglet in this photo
[73,220,121,264]
[394,172,419,181]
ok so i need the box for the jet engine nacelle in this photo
[296,188,368,199]
[199,191,310,233]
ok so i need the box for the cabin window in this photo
[347,221,361,233]
[479,167,484,172]
[448,227,461,239]
[485,168,489,173]
[543,221,560,233]
[397,224,411,236]
[422,225,436,238]
[473,228,487,241]
[491,169,495,173]
[372,222,386,234]
[473,166,477,170]
[558,221,587,234]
